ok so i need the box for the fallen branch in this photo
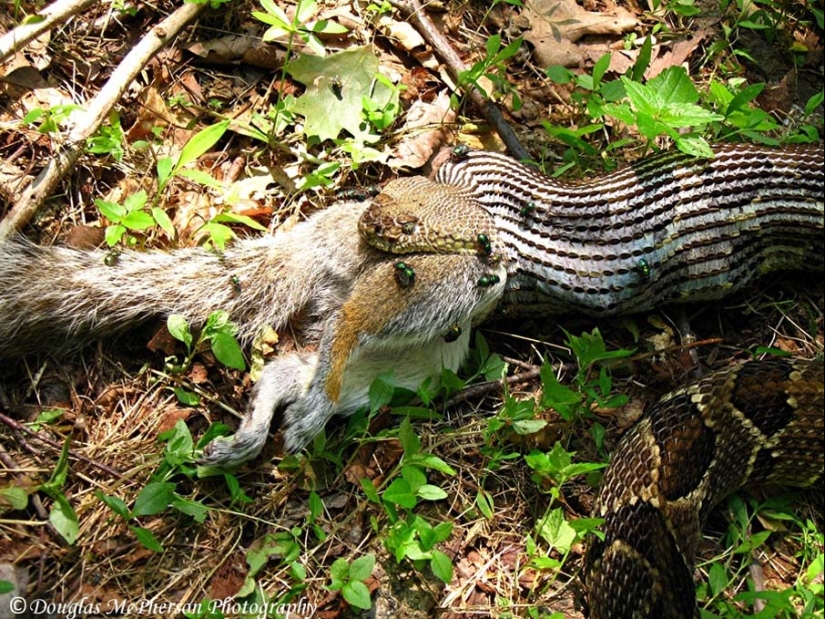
[0,1,208,241]
[0,0,99,63]
[389,0,530,161]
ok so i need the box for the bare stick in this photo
[0,0,99,62]
[0,2,208,240]
[0,411,124,479]
[389,0,530,161]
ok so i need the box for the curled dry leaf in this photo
[522,0,638,68]
[387,90,455,170]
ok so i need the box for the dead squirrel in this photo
[0,178,506,465]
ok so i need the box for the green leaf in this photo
[539,363,582,421]
[545,65,573,84]
[631,37,652,82]
[675,135,715,158]
[383,478,417,509]
[432,520,453,543]
[49,494,79,544]
[329,557,349,589]
[406,454,455,476]
[167,314,193,349]
[42,436,71,494]
[104,224,126,247]
[592,53,612,88]
[708,561,728,596]
[212,211,267,231]
[121,210,156,230]
[369,372,395,414]
[416,485,448,501]
[360,478,381,504]
[156,157,173,188]
[308,19,349,34]
[512,419,547,435]
[430,549,453,584]
[151,208,176,238]
[536,507,576,553]
[171,496,209,523]
[475,489,494,519]
[0,486,29,511]
[287,46,394,142]
[132,482,176,517]
[349,554,376,581]
[95,199,126,222]
[177,168,224,189]
[96,491,131,520]
[726,82,764,115]
[174,387,201,406]
[123,190,147,212]
[130,525,164,552]
[174,120,230,173]
[0,580,14,594]
[199,221,235,250]
[210,332,246,370]
[342,581,372,610]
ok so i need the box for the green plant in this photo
[254,0,348,57]
[95,419,250,551]
[236,530,306,598]
[22,103,83,134]
[37,439,79,545]
[328,554,376,610]
[86,110,125,161]
[696,493,824,618]
[457,34,523,108]
[360,418,456,584]
[601,66,724,157]
[95,189,175,246]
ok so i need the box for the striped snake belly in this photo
[436,143,824,315]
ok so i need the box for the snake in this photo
[358,143,825,618]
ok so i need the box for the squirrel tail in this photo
[0,204,366,356]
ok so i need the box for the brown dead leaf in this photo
[156,405,193,435]
[523,0,638,68]
[387,90,455,169]
[208,552,247,599]
[186,34,285,70]
[646,31,709,79]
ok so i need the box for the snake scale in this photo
[362,143,824,618]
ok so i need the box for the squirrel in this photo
[0,177,507,466]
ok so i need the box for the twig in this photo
[0,2,208,240]
[0,0,100,62]
[0,444,66,544]
[388,0,531,161]
[443,369,541,408]
[0,411,123,479]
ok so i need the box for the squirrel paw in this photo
[198,430,268,468]
[281,390,339,453]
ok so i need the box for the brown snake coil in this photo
[584,357,823,619]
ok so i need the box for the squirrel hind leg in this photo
[198,351,317,467]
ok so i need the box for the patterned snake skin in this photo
[362,145,825,618]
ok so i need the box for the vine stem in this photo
[388,0,531,161]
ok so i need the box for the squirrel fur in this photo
[0,179,507,465]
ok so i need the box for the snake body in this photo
[360,144,825,618]
[435,143,824,315]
